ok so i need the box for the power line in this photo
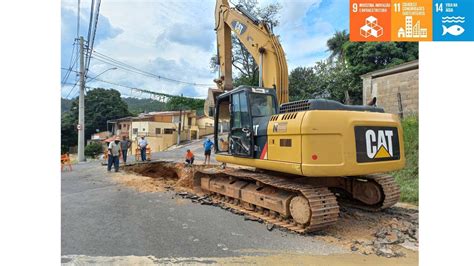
[61,41,78,85]
[65,79,80,99]
[86,0,95,48]
[90,50,214,87]
[90,77,203,100]
[85,0,101,77]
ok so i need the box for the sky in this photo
[61,0,349,99]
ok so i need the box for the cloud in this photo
[61,0,349,99]
[157,23,214,51]
[61,4,123,97]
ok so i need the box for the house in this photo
[114,110,199,153]
[398,28,405,38]
[90,131,111,141]
[204,88,224,116]
[196,115,214,137]
[361,60,418,117]
[107,116,135,139]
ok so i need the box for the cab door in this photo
[230,91,253,157]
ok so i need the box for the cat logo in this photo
[231,20,247,35]
[355,126,400,163]
[365,129,393,159]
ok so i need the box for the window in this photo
[216,96,230,152]
[164,128,174,134]
[231,92,250,129]
[155,128,161,135]
[250,93,276,117]
[188,118,192,126]
[118,124,122,130]
[132,128,138,134]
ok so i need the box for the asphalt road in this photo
[61,140,345,262]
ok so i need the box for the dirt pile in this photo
[319,206,418,257]
[117,162,218,193]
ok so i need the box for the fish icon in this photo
[442,25,465,36]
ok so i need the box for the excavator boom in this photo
[214,0,288,104]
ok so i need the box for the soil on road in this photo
[62,139,418,265]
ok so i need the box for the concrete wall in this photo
[197,116,214,138]
[362,65,418,116]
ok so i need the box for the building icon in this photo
[360,16,383,38]
[398,16,427,38]
[406,16,413,37]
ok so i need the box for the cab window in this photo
[249,93,276,117]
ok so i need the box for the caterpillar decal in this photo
[355,126,400,163]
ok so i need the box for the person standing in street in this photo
[120,136,131,165]
[203,138,214,165]
[108,136,121,172]
[139,136,148,162]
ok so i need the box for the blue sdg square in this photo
[433,0,474,41]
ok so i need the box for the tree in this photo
[61,88,131,152]
[288,67,317,101]
[342,42,419,104]
[165,97,205,115]
[122,97,167,115]
[344,42,418,78]
[210,0,281,87]
[326,30,349,62]
[313,61,358,103]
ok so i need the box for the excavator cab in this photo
[214,86,277,158]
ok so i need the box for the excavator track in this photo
[196,169,339,233]
[340,174,401,211]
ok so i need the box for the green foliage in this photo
[61,98,73,113]
[165,97,205,116]
[344,42,418,78]
[288,62,358,103]
[288,38,419,104]
[233,74,259,88]
[313,61,359,103]
[61,112,77,153]
[84,142,104,157]
[326,30,349,62]
[209,0,281,88]
[122,97,167,115]
[61,88,131,150]
[393,116,419,204]
[289,67,316,101]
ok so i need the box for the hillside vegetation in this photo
[393,116,419,204]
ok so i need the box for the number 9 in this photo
[352,3,358,12]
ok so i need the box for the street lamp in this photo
[86,67,117,81]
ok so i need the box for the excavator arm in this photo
[214,0,289,104]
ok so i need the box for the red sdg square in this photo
[350,0,392,42]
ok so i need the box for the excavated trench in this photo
[118,161,418,257]
[122,161,213,190]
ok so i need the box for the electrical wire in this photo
[85,0,101,76]
[90,50,214,87]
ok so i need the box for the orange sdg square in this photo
[350,0,392,42]
[391,0,432,41]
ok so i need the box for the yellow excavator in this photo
[197,0,404,233]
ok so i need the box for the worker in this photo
[203,138,214,165]
[185,149,194,166]
[138,136,148,162]
[108,136,121,172]
[120,136,131,165]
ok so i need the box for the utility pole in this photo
[177,93,184,146]
[78,36,86,162]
